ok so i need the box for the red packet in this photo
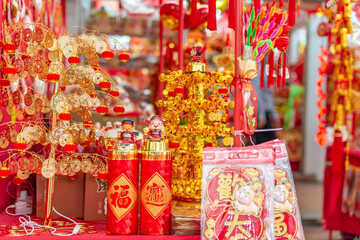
[259,140,305,240]
[201,147,275,240]
[241,81,258,135]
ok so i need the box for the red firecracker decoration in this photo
[64,142,77,152]
[14,142,27,151]
[59,112,72,121]
[109,89,120,97]
[47,72,60,82]
[218,88,229,95]
[96,105,109,115]
[99,81,111,91]
[68,55,81,65]
[288,0,296,26]
[102,50,114,60]
[0,78,10,87]
[4,65,17,75]
[113,105,125,115]
[118,52,130,62]
[4,42,16,52]
[174,88,184,94]
[207,0,217,30]
[13,176,24,185]
[0,167,11,178]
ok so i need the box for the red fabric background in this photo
[323,147,360,235]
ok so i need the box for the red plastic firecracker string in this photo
[207,0,217,30]
[315,47,328,146]
[268,51,274,88]
[288,0,296,26]
[260,58,265,90]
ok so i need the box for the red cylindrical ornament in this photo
[140,141,172,235]
[107,150,139,235]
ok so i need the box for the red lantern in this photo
[118,52,130,62]
[113,105,125,115]
[13,176,24,185]
[47,72,60,82]
[90,93,97,98]
[60,86,66,91]
[160,2,180,30]
[4,42,16,52]
[0,167,11,178]
[64,142,77,152]
[98,171,108,181]
[218,88,229,95]
[96,105,109,115]
[99,81,111,91]
[68,55,81,65]
[174,88,184,94]
[109,89,120,97]
[102,50,115,60]
[14,142,27,151]
[3,65,17,75]
[83,121,93,128]
[82,138,90,147]
[0,78,10,87]
[59,112,72,121]
[169,141,180,148]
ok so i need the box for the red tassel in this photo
[260,58,265,90]
[254,0,260,10]
[207,0,217,30]
[331,131,344,173]
[228,0,235,29]
[268,51,274,88]
[277,52,282,90]
[282,51,286,87]
[288,0,296,26]
[191,0,197,28]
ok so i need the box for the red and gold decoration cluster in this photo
[157,66,233,200]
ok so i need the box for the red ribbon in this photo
[207,0,217,30]
[191,0,197,28]
[260,58,265,90]
[288,0,296,26]
[282,51,286,87]
[228,0,235,29]
[268,51,274,88]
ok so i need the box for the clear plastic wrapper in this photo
[259,140,305,240]
[201,146,275,240]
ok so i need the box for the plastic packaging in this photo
[259,140,305,240]
[201,146,275,240]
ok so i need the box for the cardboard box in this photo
[84,174,107,221]
[36,173,84,218]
